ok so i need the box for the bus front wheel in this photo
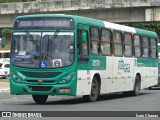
[32,95,48,104]
[83,77,99,102]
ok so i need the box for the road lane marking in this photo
[12,97,18,100]
[143,98,156,101]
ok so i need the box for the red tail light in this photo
[0,63,3,67]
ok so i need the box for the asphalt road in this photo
[0,88,160,120]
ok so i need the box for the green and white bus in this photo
[10,14,158,104]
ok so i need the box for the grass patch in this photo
[0,79,9,82]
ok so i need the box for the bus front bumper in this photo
[10,79,77,96]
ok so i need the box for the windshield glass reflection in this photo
[11,32,74,68]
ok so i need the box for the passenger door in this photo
[76,24,91,95]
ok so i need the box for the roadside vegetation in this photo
[0,0,42,3]
[125,23,160,42]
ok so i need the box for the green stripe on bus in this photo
[137,58,158,67]
[135,28,158,38]
[78,56,106,70]
[89,56,106,70]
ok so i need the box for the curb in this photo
[0,88,10,92]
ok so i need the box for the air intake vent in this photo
[26,80,55,84]
[20,71,62,78]
[29,86,52,91]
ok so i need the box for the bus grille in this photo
[26,80,55,84]
[20,71,62,78]
[29,86,52,91]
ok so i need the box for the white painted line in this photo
[143,98,156,101]
[12,97,18,100]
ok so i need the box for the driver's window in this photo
[78,29,89,63]
[78,30,89,55]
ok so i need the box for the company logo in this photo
[1,112,42,118]
[2,112,11,117]
[38,80,43,84]
[118,59,130,72]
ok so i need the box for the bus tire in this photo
[123,91,130,96]
[131,75,141,96]
[32,95,48,104]
[83,77,99,102]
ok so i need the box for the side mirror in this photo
[1,36,6,48]
[82,32,87,43]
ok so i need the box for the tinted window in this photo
[101,29,111,55]
[150,38,157,58]
[113,31,122,56]
[4,64,10,68]
[90,27,99,55]
[142,37,149,57]
[124,33,132,57]
[134,35,141,57]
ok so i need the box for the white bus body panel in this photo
[76,56,158,96]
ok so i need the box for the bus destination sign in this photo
[14,18,74,30]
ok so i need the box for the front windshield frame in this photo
[11,31,75,69]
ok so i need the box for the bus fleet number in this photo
[92,60,100,67]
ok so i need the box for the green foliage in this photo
[1,36,6,48]
[125,23,160,34]
[125,22,160,42]
[0,0,37,3]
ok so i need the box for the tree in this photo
[125,22,160,41]
[0,0,36,3]
[125,22,160,35]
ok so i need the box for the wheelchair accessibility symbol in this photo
[40,61,47,68]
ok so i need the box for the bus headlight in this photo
[59,72,75,84]
[11,73,23,83]
[61,79,67,83]
[12,74,16,79]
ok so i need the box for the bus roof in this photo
[135,28,158,38]
[15,14,74,19]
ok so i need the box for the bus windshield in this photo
[11,32,74,68]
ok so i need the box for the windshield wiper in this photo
[25,30,40,42]
[25,30,33,41]
[48,29,60,46]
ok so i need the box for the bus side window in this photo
[142,37,149,58]
[101,29,111,56]
[90,27,99,55]
[78,30,89,55]
[113,31,122,56]
[81,31,88,55]
[124,33,132,57]
[134,35,141,57]
[150,38,157,58]
[78,29,89,63]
